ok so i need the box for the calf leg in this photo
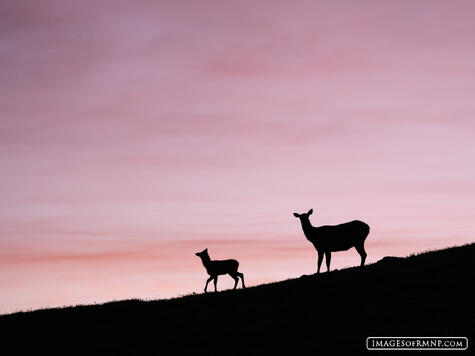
[237,272,245,288]
[204,276,214,293]
[355,244,367,267]
[213,276,218,292]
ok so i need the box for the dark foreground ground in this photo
[1,244,474,355]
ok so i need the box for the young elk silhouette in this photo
[195,248,246,292]
[293,209,370,273]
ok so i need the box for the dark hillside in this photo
[1,243,474,355]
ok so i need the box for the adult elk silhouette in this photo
[293,209,370,273]
[195,248,246,292]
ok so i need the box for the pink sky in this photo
[1,0,475,313]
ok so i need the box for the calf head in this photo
[195,248,209,259]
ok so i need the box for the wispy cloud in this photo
[1,0,475,312]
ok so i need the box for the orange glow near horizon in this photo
[1,0,475,313]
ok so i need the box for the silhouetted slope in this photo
[1,243,474,355]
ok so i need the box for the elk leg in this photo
[317,251,324,274]
[356,244,367,267]
[204,276,213,293]
[213,276,218,292]
[229,273,239,289]
[237,272,245,288]
[325,251,331,272]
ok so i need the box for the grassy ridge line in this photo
[0,243,474,355]
[1,242,474,320]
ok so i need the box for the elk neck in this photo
[300,217,317,241]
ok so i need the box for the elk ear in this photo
[308,209,313,215]
[293,213,300,218]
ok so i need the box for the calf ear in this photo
[308,209,313,215]
[293,213,300,218]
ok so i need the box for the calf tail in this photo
[362,223,370,241]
